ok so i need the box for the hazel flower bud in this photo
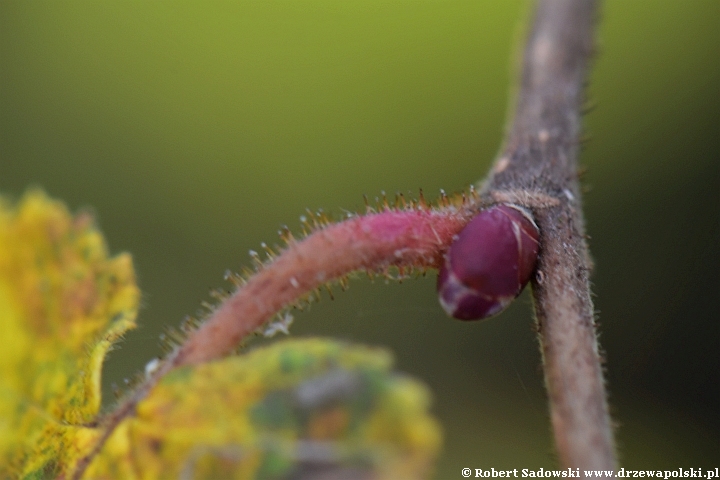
[437,204,540,320]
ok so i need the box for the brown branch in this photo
[482,0,616,469]
[71,1,615,475]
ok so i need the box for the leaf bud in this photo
[437,204,539,320]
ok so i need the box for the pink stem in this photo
[71,205,474,480]
[174,208,472,367]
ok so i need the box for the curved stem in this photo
[484,0,616,469]
[71,0,616,475]
[174,207,473,366]
[70,205,474,479]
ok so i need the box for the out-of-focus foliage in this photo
[0,191,440,479]
[0,190,139,477]
[92,339,440,480]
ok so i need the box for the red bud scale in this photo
[437,204,540,320]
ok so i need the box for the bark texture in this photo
[482,0,616,469]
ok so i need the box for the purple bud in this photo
[437,204,540,321]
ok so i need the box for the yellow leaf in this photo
[0,190,139,478]
[88,338,441,480]
[0,190,441,479]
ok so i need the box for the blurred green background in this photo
[1,0,718,475]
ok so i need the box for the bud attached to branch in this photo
[437,204,540,320]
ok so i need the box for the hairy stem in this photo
[483,0,616,469]
[174,207,472,366]
[71,205,474,479]
[72,0,615,475]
